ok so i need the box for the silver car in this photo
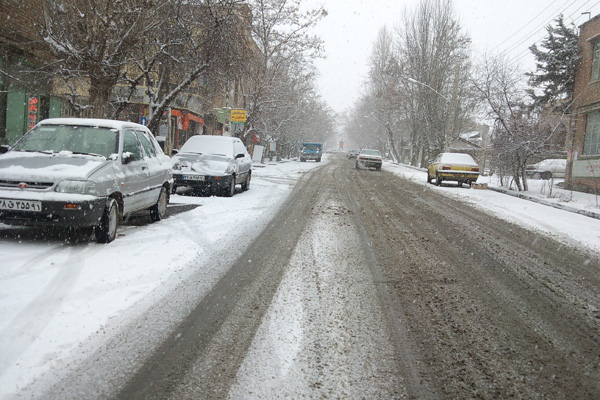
[0,118,173,243]
[171,135,252,197]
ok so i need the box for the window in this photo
[584,111,600,155]
[136,130,157,158]
[592,41,600,81]
[123,129,143,161]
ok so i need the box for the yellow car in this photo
[427,152,480,187]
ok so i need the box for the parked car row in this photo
[0,118,252,243]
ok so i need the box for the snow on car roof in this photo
[179,135,236,156]
[438,152,477,165]
[38,118,147,130]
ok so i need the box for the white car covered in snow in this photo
[0,118,173,243]
[171,135,252,196]
[526,158,566,179]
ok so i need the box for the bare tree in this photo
[396,0,472,165]
[243,0,326,143]
[366,27,405,162]
[472,54,550,191]
[39,0,249,139]
[40,0,168,117]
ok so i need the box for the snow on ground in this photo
[0,155,599,398]
[384,162,600,254]
[0,158,324,398]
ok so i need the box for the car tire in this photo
[241,173,251,191]
[223,176,236,197]
[436,173,442,186]
[150,187,168,222]
[541,171,552,180]
[95,199,118,243]
[427,173,432,183]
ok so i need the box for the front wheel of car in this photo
[223,176,236,197]
[95,199,118,243]
[150,187,168,222]
[541,171,552,180]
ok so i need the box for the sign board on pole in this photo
[231,109,247,123]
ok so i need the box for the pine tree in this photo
[527,15,579,111]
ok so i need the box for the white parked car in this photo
[171,135,252,196]
[0,118,173,243]
[526,158,566,179]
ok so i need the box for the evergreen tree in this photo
[527,15,579,110]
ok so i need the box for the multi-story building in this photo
[567,14,600,193]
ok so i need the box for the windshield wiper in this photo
[18,149,54,154]
[71,151,106,158]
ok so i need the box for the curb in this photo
[487,186,600,221]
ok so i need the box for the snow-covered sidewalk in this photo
[384,161,600,253]
[0,158,324,398]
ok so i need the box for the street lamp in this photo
[404,77,450,102]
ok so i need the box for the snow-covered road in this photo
[1,154,599,398]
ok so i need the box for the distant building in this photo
[567,13,600,193]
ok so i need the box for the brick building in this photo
[567,14,600,193]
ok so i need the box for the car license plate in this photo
[183,175,205,181]
[0,198,42,212]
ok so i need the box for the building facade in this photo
[1,2,259,152]
[0,0,63,145]
[567,14,600,193]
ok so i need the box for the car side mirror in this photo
[0,145,9,154]
[171,148,179,155]
[122,152,135,164]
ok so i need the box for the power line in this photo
[499,0,582,58]
[491,0,562,51]
[509,0,600,67]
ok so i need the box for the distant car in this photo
[355,149,383,170]
[347,149,360,159]
[427,152,479,187]
[0,118,173,243]
[171,135,252,196]
[526,158,566,179]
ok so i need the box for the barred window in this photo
[584,111,600,155]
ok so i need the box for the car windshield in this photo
[361,149,381,156]
[12,125,118,158]
[303,145,320,151]
[179,136,234,157]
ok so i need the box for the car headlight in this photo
[55,180,97,195]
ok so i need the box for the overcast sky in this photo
[304,0,600,113]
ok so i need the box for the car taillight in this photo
[442,165,451,170]
[472,167,479,172]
